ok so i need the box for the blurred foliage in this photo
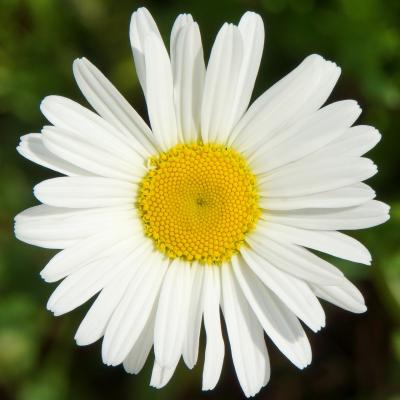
[0,0,399,399]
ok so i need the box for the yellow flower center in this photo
[136,143,260,265]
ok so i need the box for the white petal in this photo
[170,14,194,48]
[42,126,144,181]
[258,156,377,198]
[258,221,372,265]
[241,248,325,332]
[249,100,361,173]
[201,13,264,145]
[40,96,146,166]
[263,200,390,230]
[34,177,136,208]
[47,242,135,316]
[311,125,381,158]
[230,54,340,152]
[75,240,152,346]
[154,259,192,367]
[248,232,344,284]
[171,21,205,143]
[312,279,367,313]
[14,204,134,221]
[221,263,270,397]
[123,303,156,374]
[15,205,134,249]
[72,57,157,156]
[200,23,243,143]
[220,12,264,144]
[144,33,179,150]
[15,204,131,220]
[102,251,168,366]
[40,221,142,282]
[182,262,204,369]
[130,7,162,94]
[17,134,90,176]
[260,183,375,210]
[232,255,311,369]
[150,359,179,389]
[202,266,224,391]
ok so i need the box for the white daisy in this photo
[15,7,389,397]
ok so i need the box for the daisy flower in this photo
[15,7,389,397]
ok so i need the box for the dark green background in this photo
[0,0,399,399]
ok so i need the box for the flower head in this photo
[15,7,389,397]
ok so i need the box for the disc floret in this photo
[137,143,260,265]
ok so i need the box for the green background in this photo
[0,0,399,399]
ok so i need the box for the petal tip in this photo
[39,270,51,282]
